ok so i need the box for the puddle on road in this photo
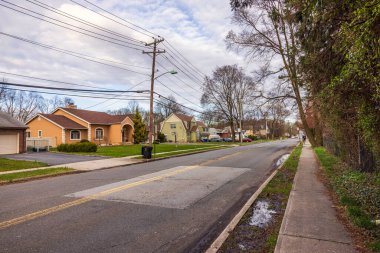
[276,154,290,167]
[249,200,276,228]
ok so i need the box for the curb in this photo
[205,162,284,253]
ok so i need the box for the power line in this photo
[0,81,149,94]
[0,71,122,90]
[155,59,203,95]
[24,0,147,46]
[73,0,158,39]
[0,1,146,51]
[164,40,207,78]
[162,52,204,84]
[153,94,204,115]
[155,79,203,110]
[0,32,150,76]
[1,86,150,101]
[84,79,150,109]
[161,55,204,87]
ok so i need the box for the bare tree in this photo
[155,95,186,119]
[201,65,256,140]
[227,0,318,146]
[38,96,74,114]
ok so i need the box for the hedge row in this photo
[57,142,97,152]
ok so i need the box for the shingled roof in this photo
[0,111,27,129]
[40,114,87,129]
[60,108,132,124]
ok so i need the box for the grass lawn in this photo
[220,142,303,252]
[314,147,380,252]
[53,143,224,157]
[52,139,281,158]
[0,158,48,172]
[0,167,74,183]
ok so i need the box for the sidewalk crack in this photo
[281,232,352,245]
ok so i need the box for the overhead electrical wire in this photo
[0,32,150,76]
[1,86,150,102]
[155,79,203,110]
[155,59,203,95]
[161,54,204,86]
[0,71,125,91]
[72,0,158,39]
[164,40,207,78]
[23,0,147,46]
[84,78,150,109]
[0,81,150,94]
[0,1,146,51]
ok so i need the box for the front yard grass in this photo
[51,139,281,158]
[314,147,380,252]
[0,167,74,183]
[219,142,303,252]
[53,143,225,157]
[0,158,48,172]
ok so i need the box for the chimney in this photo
[66,103,77,109]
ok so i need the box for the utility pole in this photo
[143,38,165,145]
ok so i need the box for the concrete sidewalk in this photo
[275,141,357,253]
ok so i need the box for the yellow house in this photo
[26,106,134,147]
[160,113,207,143]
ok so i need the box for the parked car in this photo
[200,137,209,142]
[242,137,252,142]
[209,137,222,142]
[223,138,233,142]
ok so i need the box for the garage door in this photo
[0,134,18,154]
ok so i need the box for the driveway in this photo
[1,152,108,166]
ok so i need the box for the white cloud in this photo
[0,0,251,114]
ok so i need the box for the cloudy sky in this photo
[0,0,252,114]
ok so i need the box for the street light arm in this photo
[154,70,178,80]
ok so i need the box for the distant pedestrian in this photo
[302,135,306,142]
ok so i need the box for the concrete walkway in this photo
[275,141,357,253]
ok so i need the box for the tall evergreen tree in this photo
[133,109,147,144]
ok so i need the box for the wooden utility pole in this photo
[143,38,165,145]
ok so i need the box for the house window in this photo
[95,128,104,140]
[70,130,80,140]
[38,130,42,137]
[170,123,176,129]
[26,132,31,138]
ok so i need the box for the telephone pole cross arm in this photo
[143,38,165,145]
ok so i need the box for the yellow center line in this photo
[0,147,254,230]
[0,165,200,230]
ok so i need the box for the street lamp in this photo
[148,70,177,144]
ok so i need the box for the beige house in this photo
[26,106,134,147]
[160,113,207,143]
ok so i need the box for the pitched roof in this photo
[59,108,132,124]
[174,113,193,122]
[190,125,198,132]
[0,111,27,129]
[40,114,87,129]
[196,121,207,128]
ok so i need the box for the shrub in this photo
[80,139,90,143]
[157,132,166,143]
[248,135,258,141]
[57,142,97,152]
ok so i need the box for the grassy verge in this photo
[314,147,380,252]
[0,167,74,183]
[0,158,48,172]
[51,139,282,157]
[147,145,227,159]
[219,142,303,252]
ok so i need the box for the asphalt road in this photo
[0,139,298,253]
